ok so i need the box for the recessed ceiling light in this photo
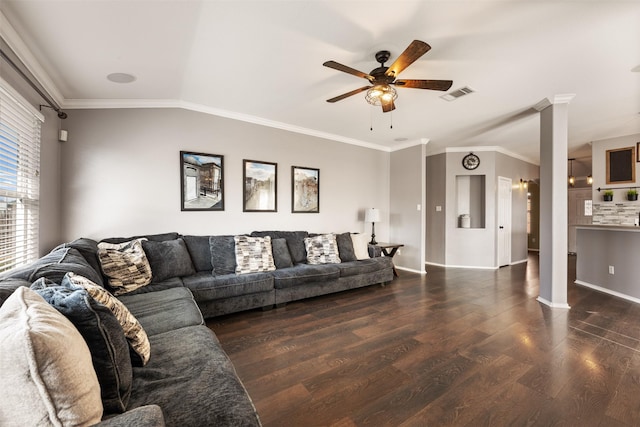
[394,137,408,142]
[107,73,136,83]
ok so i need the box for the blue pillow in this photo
[31,278,133,414]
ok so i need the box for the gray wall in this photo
[60,108,390,241]
[495,152,539,263]
[425,153,446,265]
[389,144,425,272]
[425,149,539,268]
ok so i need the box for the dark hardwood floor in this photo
[207,254,640,426]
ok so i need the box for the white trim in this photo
[389,138,430,152]
[510,258,528,265]
[536,296,570,309]
[426,145,538,165]
[396,266,426,275]
[424,261,497,270]
[0,10,65,107]
[63,98,393,152]
[533,94,576,111]
[575,280,640,305]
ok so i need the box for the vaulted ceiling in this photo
[2,1,639,162]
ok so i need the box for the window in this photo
[0,81,43,272]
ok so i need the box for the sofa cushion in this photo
[251,230,309,264]
[336,232,357,262]
[67,272,151,366]
[142,238,196,283]
[234,235,276,274]
[118,287,204,337]
[183,234,213,272]
[351,233,371,260]
[127,325,261,427]
[101,232,180,245]
[0,287,103,426]
[54,237,102,279]
[271,263,340,289]
[337,258,390,278]
[114,276,184,296]
[209,235,237,275]
[304,233,341,264]
[32,279,133,414]
[98,239,153,295]
[271,238,294,269]
[183,271,274,301]
[2,246,104,286]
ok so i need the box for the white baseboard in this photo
[395,266,426,275]
[425,261,497,270]
[510,258,528,265]
[536,296,570,309]
[575,280,640,305]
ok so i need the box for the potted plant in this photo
[628,189,638,201]
[603,190,614,201]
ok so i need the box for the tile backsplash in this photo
[592,203,640,226]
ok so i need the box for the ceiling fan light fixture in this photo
[366,85,397,106]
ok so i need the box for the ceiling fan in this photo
[323,40,452,113]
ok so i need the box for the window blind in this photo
[0,82,43,272]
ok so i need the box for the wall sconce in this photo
[519,179,528,190]
[587,174,593,185]
[568,158,575,187]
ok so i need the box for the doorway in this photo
[568,188,592,254]
[497,176,512,267]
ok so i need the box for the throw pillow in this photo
[234,235,277,274]
[271,238,294,269]
[142,238,196,283]
[98,239,153,295]
[32,279,133,414]
[66,272,151,366]
[0,287,103,426]
[335,232,357,262]
[209,235,237,275]
[304,233,342,265]
[351,233,371,260]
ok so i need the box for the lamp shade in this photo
[365,208,380,223]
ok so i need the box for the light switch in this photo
[435,205,442,212]
[417,204,421,211]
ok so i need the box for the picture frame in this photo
[637,142,640,162]
[292,166,319,213]
[180,151,224,211]
[606,146,635,184]
[243,160,277,212]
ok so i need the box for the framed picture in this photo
[637,142,640,162]
[180,151,224,211]
[292,166,319,213]
[243,160,277,212]
[606,146,635,184]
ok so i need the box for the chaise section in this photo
[127,325,261,427]
[118,287,203,337]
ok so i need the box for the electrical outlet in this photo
[609,265,615,275]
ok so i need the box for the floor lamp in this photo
[365,208,380,245]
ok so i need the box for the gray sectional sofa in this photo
[0,230,393,426]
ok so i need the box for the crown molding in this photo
[63,98,391,152]
[534,93,576,111]
[389,138,430,152]
[0,10,65,107]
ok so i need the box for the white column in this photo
[536,94,575,309]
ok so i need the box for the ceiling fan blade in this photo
[381,100,396,113]
[385,40,431,77]
[394,79,453,91]
[323,61,373,81]
[326,86,370,103]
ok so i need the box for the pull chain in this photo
[370,107,373,131]
[390,111,393,129]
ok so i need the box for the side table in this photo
[374,242,404,277]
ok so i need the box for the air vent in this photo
[440,86,475,102]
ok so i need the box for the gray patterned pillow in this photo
[98,239,152,295]
[66,272,151,366]
[304,234,342,265]
[234,235,276,275]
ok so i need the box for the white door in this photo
[497,177,512,267]
[568,188,592,254]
